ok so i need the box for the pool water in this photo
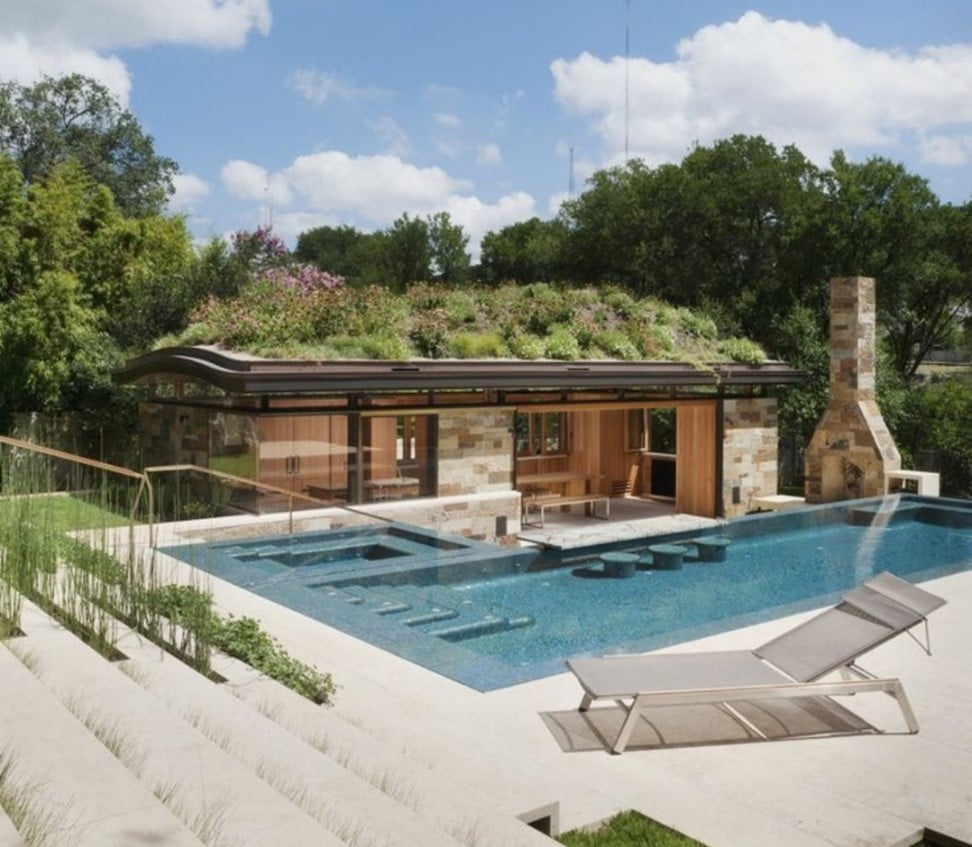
[161,497,972,691]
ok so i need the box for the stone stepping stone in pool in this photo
[640,543,690,570]
[686,537,731,562]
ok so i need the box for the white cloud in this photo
[368,116,412,158]
[0,0,269,101]
[435,139,462,158]
[221,159,292,206]
[0,33,132,101]
[919,135,972,166]
[435,112,461,128]
[0,0,271,51]
[547,191,570,216]
[475,143,502,166]
[219,151,536,259]
[551,11,972,168]
[281,151,468,222]
[441,191,537,262]
[168,172,210,212]
[288,68,390,105]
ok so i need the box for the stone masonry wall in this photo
[722,397,778,518]
[436,410,515,496]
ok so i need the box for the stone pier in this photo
[804,276,901,502]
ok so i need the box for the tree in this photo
[0,74,177,216]
[480,217,566,283]
[558,135,829,342]
[295,224,366,276]
[427,212,470,284]
[824,154,972,379]
[386,213,430,290]
[559,159,654,285]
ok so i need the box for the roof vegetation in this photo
[166,281,768,365]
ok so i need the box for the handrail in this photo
[142,463,401,534]
[0,434,155,547]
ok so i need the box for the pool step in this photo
[333,583,535,642]
[424,613,534,642]
[311,583,413,615]
[360,583,463,626]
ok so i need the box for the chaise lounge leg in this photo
[611,697,645,754]
[891,680,920,734]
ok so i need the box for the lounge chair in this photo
[565,572,946,753]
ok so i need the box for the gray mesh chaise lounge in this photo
[566,572,946,753]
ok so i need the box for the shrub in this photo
[409,308,450,357]
[544,325,582,360]
[593,330,640,360]
[214,616,337,705]
[507,333,545,359]
[717,338,767,365]
[446,331,508,358]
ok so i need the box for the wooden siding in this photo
[675,403,717,517]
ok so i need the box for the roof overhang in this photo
[114,346,804,396]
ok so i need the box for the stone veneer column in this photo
[722,397,779,518]
[436,410,515,496]
[804,277,901,502]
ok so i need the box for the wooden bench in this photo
[522,494,610,528]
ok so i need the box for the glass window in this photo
[362,414,436,502]
[649,408,677,454]
[515,412,567,457]
[625,408,647,451]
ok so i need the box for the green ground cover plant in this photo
[172,282,767,367]
[0,494,134,532]
[145,583,336,705]
[558,811,706,847]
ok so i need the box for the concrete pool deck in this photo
[12,510,968,846]
[162,514,972,847]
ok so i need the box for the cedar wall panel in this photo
[675,403,717,517]
[596,410,640,496]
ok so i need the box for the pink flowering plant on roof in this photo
[261,264,345,293]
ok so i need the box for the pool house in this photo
[115,346,802,539]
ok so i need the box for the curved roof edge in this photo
[113,345,805,395]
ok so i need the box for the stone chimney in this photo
[804,277,901,502]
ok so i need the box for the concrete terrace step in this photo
[13,600,348,847]
[212,653,561,846]
[0,643,203,847]
[114,629,468,847]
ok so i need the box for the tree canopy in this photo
[0,74,177,217]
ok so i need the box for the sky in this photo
[2,0,972,258]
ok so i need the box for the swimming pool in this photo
[161,496,972,691]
